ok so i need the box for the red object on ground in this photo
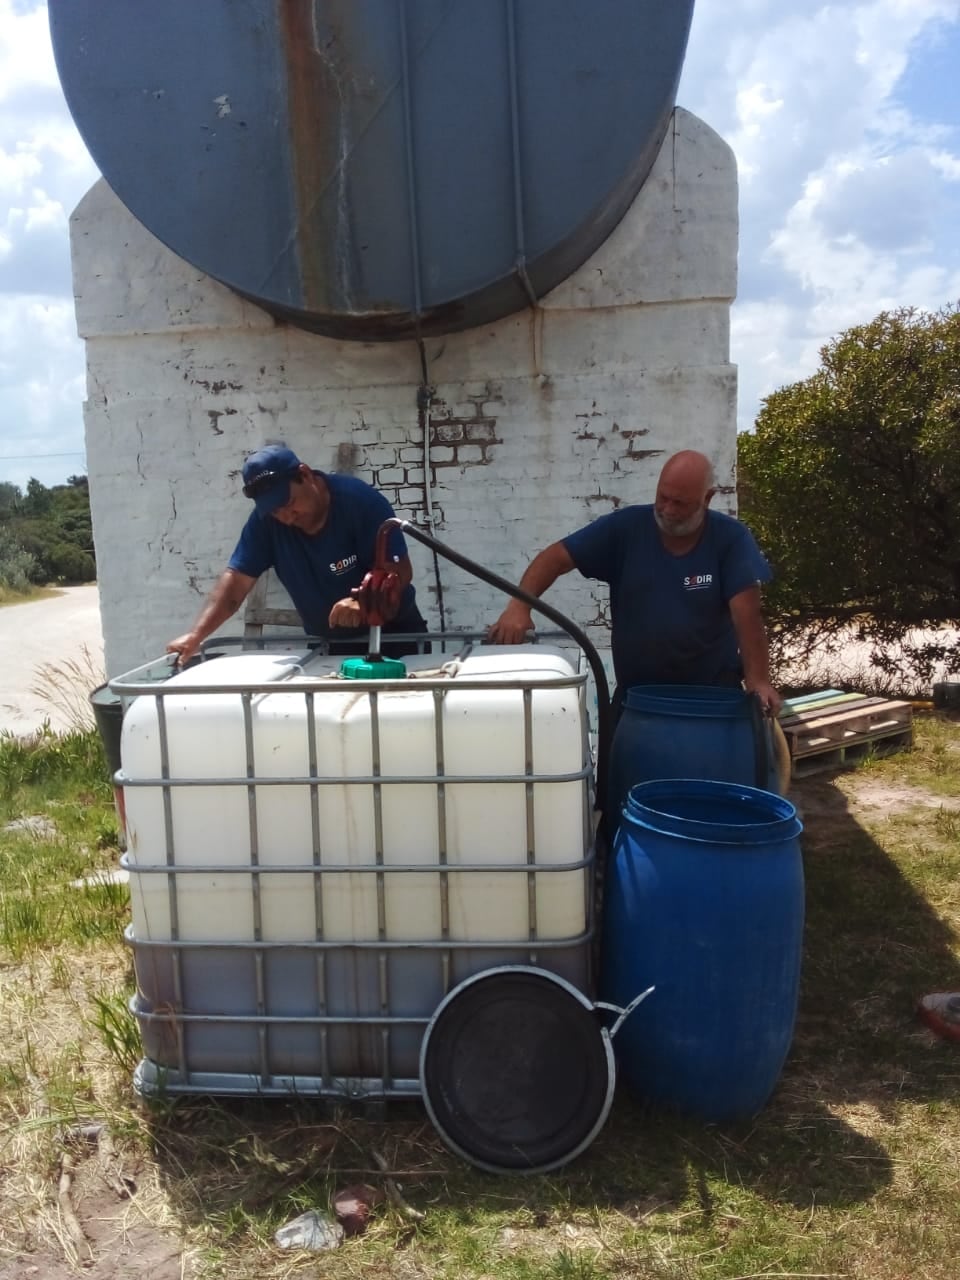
[917,992,960,1042]
[333,1183,384,1237]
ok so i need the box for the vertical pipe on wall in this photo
[398,0,445,627]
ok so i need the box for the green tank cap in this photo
[340,655,407,680]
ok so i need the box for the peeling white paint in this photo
[70,108,739,678]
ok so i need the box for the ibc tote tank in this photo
[118,646,597,1092]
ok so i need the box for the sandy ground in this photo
[0,584,105,736]
[779,626,958,697]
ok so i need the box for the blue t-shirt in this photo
[563,506,772,689]
[228,472,421,640]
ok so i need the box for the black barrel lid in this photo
[419,966,615,1174]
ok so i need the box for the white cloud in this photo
[0,2,95,486]
[679,0,960,427]
[930,149,960,180]
[0,2,97,282]
[0,146,43,196]
[815,152,942,251]
[0,293,86,489]
[0,1,58,103]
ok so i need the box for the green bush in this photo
[739,303,960,687]
[45,542,96,584]
[0,525,39,592]
[0,475,95,586]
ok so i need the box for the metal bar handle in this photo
[595,985,655,1039]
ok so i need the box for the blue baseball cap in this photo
[241,444,303,516]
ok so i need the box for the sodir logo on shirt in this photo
[683,573,713,590]
[329,554,359,575]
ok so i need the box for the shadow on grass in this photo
[141,1084,890,1243]
[139,747,960,1240]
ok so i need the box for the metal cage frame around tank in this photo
[110,631,600,1101]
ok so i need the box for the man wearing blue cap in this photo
[167,445,427,664]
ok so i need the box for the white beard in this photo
[654,508,705,538]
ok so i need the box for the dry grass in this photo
[0,585,62,609]
[3,717,960,1277]
[27,643,105,735]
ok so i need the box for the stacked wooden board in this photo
[778,689,914,779]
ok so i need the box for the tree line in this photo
[0,475,96,592]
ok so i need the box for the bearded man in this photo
[487,449,780,716]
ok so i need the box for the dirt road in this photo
[0,584,105,736]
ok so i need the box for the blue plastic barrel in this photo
[600,778,804,1121]
[607,685,779,824]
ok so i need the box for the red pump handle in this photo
[351,520,403,626]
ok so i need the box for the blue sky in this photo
[1,0,958,490]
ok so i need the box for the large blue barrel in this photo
[607,685,779,824]
[600,779,804,1121]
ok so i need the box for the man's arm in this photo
[167,568,258,664]
[329,555,415,629]
[728,584,782,715]
[487,541,577,644]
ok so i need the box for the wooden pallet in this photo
[778,690,914,778]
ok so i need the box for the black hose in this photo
[384,518,612,809]
[415,375,447,631]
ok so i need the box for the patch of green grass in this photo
[885,710,960,797]
[0,728,122,963]
[0,882,49,956]
[0,724,110,809]
[89,988,141,1077]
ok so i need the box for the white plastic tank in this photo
[121,645,590,949]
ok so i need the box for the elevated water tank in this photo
[49,0,695,340]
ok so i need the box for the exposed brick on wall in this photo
[427,407,501,472]
[363,408,502,513]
